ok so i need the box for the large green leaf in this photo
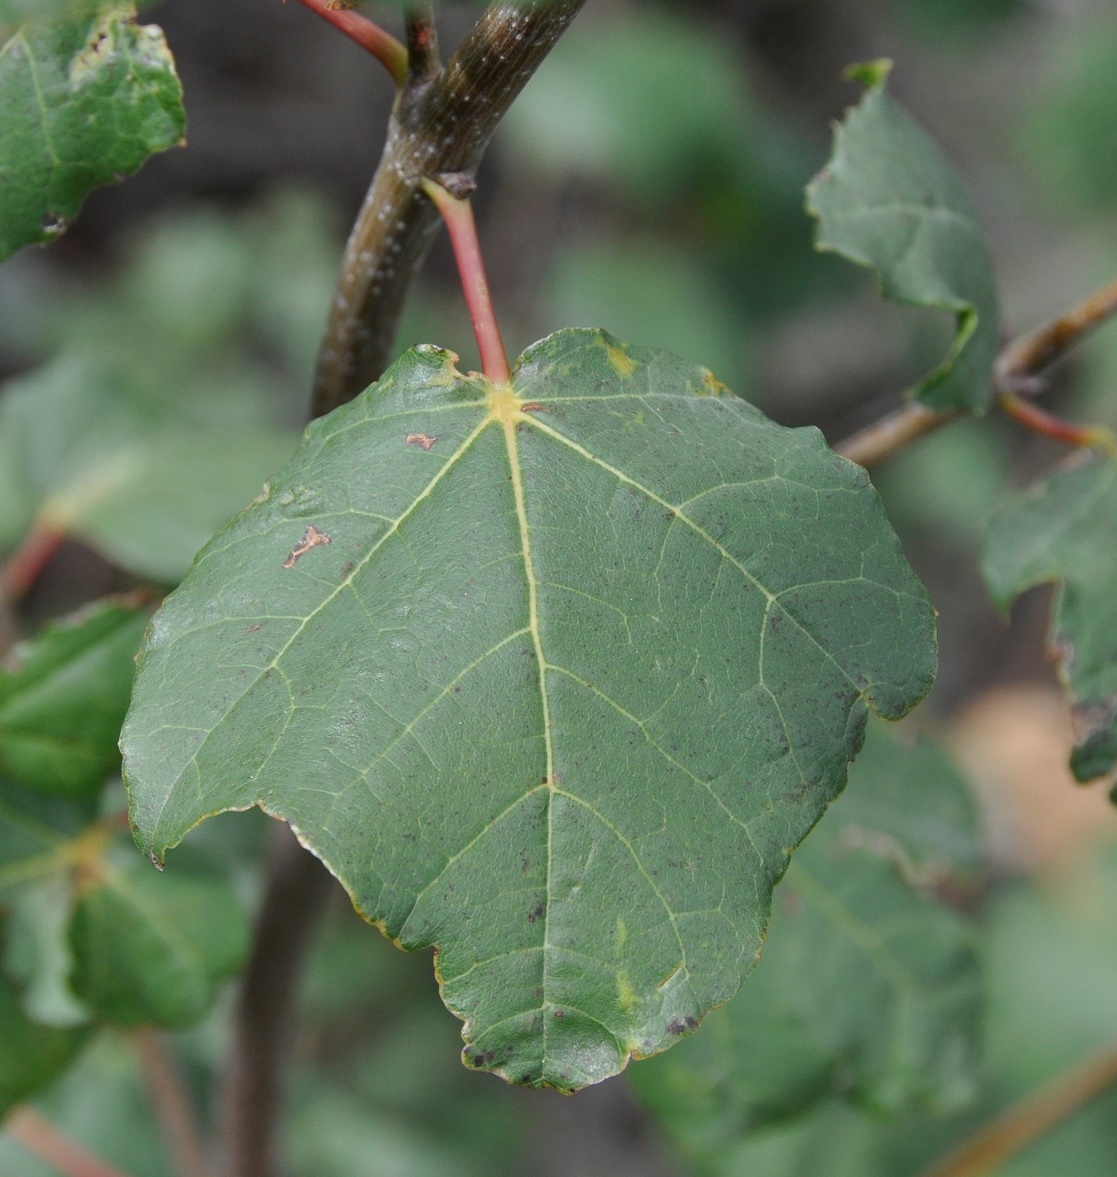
[0,2,184,261]
[982,455,1117,782]
[806,65,1000,414]
[0,354,296,581]
[629,723,981,1142]
[122,329,936,1090]
[0,601,148,797]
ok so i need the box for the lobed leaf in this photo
[629,722,982,1141]
[122,329,936,1090]
[0,1,184,261]
[0,601,148,797]
[806,65,1000,414]
[982,454,1117,782]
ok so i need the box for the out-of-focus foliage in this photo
[983,455,1117,782]
[1019,13,1117,212]
[0,602,148,797]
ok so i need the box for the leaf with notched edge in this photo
[806,64,1000,414]
[983,454,1117,783]
[0,2,184,261]
[122,329,936,1090]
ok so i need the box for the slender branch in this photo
[422,176,511,383]
[917,1041,1117,1177]
[404,7,440,85]
[311,0,588,418]
[836,275,1117,467]
[996,277,1117,385]
[135,1030,213,1177]
[836,402,959,468]
[289,0,408,87]
[219,822,335,1177]
[3,1107,137,1177]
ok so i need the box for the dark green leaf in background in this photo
[629,722,981,1146]
[0,1,185,260]
[123,329,936,1090]
[0,601,148,797]
[0,964,89,1116]
[68,843,249,1027]
[806,65,1000,414]
[982,454,1117,782]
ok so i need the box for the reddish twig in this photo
[996,277,1117,384]
[404,7,440,85]
[422,176,511,384]
[0,520,66,603]
[997,389,1117,454]
[135,1030,213,1177]
[917,1040,1117,1177]
[287,0,408,86]
[3,1107,137,1177]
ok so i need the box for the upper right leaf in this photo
[806,65,1000,414]
[982,454,1117,782]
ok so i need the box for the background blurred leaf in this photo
[640,846,1117,1177]
[0,601,148,797]
[69,842,249,1027]
[630,722,981,1149]
[543,238,749,394]
[1018,14,1117,213]
[806,70,1000,413]
[982,454,1117,782]
[0,964,89,1116]
[0,2,184,260]
[0,353,296,582]
[501,10,757,208]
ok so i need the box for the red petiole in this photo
[422,177,512,386]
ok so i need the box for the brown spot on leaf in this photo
[520,402,544,413]
[527,902,545,924]
[247,624,263,634]
[406,432,438,450]
[282,525,331,568]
